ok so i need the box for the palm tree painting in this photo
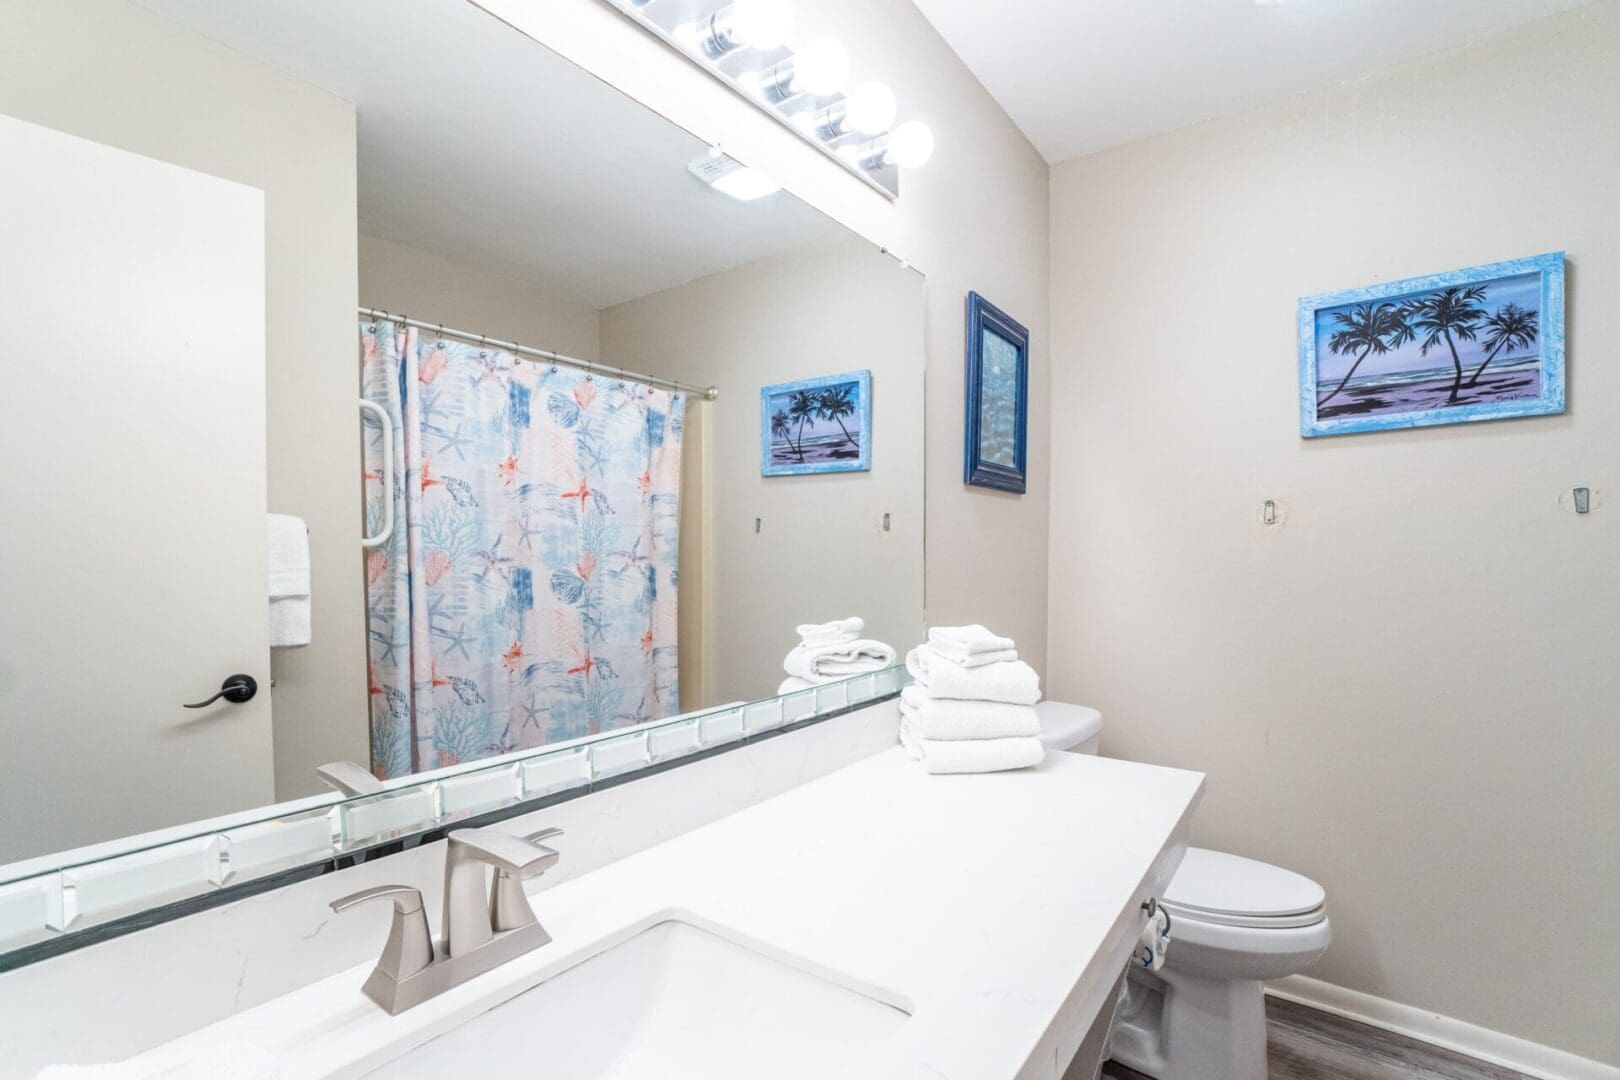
[1301,253,1565,437]
[760,370,873,475]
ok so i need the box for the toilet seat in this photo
[1163,848,1327,930]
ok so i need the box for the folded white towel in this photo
[784,639,896,681]
[34,1068,147,1079]
[926,624,1017,667]
[796,616,863,648]
[905,645,1041,704]
[777,675,819,694]
[899,723,1045,775]
[268,514,311,649]
[899,685,1040,740]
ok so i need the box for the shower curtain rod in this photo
[359,306,718,400]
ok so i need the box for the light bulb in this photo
[730,0,793,50]
[790,37,849,96]
[885,120,935,168]
[844,82,897,135]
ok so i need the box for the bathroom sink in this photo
[369,918,910,1079]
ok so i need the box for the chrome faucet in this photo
[331,826,563,1014]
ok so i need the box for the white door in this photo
[0,113,275,862]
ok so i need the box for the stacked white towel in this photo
[782,617,896,686]
[900,626,1044,775]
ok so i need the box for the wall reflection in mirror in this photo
[0,0,924,870]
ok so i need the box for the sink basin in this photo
[370,918,910,1079]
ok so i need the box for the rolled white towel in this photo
[899,685,1039,741]
[778,675,819,694]
[796,616,863,648]
[926,624,1017,667]
[784,639,896,681]
[905,645,1041,705]
[905,732,1045,775]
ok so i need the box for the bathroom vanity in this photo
[115,748,1202,1080]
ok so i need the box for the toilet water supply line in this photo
[1136,898,1172,971]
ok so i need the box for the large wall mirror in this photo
[0,0,923,957]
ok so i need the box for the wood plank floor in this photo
[1101,997,1531,1080]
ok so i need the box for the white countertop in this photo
[125,748,1204,1080]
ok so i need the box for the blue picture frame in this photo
[760,370,872,476]
[1299,252,1565,438]
[964,292,1029,493]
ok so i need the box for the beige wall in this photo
[358,233,601,362]
[1048,5,1620,1065]
[0,0,366,803]
[601,238,927,706]
[807,0,1053,661]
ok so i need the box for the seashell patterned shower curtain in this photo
[361,320,684,779]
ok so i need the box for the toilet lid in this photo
[1033,701,1103,751]
[1163,848,1325,925]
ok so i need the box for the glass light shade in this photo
[730,0,794,50]
[790,37,849,96]
[885,120,935,168]
[711,165,781,201]
[844,82,897,135]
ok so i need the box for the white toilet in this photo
[1035,702,1332,1080]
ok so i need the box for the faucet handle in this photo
[317,760,386,798]
[331,883,423,914]
[478,827,564,934]
[330,885,434,981]
[446,827,561,877]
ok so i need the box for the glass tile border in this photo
[0,665,907,972]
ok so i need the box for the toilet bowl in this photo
[1035,702,1331,1080]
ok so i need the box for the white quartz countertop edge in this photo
[121,748,1204,1080]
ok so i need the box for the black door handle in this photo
[183,674,258,709]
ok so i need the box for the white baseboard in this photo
[1267,976,1620,1080]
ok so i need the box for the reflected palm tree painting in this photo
[1300,252,1565,437]
[760,370,873,476]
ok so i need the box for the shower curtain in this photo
[361,321,684,779]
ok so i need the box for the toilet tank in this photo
[1034,701,1104,755]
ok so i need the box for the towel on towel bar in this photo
[904,646,1040,705]
[267,513,311,648]
[899,685,1040,741]
[925,624,1018,667]
[784,639,896,681]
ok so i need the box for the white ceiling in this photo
[133,0,844,308]
[911,0,1597,163]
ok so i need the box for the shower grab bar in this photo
[359,398,395,549]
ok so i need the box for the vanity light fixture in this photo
[750,36,850,102]
[688,151,781,201]
[884,120,936,168]
[803,82,897,143]
[841,120,936,171]
[601,0,935,199]
[680,0,794,59]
